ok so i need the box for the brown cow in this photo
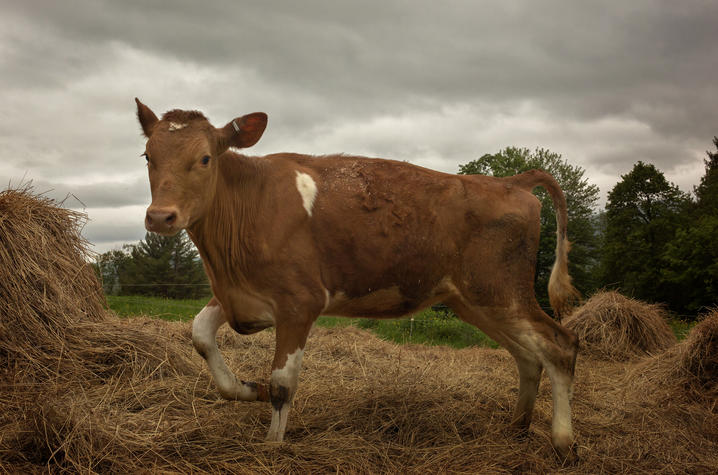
[135,99,580,458]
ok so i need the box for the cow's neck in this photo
[187,153,265,287]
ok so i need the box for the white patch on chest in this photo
[295,171,317,216]
[168,122,188,131]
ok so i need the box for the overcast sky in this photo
[2,1,716,254]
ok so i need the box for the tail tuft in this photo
[548,237,581,320]
[511,170,581,319]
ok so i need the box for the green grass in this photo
[105,295,497,349]
[106,295,207,321]
[669,318,696,340]
[320,309,499,349]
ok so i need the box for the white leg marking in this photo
[271,347,304,388]
[266,347,305,442]
[192,305,258,401]
[516,327,574,450]
[321,288,331,313]
[545,363,574,451]
[295,171,317,216]
[267,403,291,442]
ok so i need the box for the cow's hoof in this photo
[264,430,285,444]
[507,416,532,439]
[554,440,579,466]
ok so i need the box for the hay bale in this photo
[678,312,718,400]
[627,310,718,405]
[1,187,103,383]
[0,187,200,470]
[0,187,106,326]
[0,187,196,383]
[563,290,676,361]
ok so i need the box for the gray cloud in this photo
[82,221,147,249]
[1,1,716,251]
[27,178,150,208]
[77,205,148,254]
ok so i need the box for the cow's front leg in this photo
[265,320,312,442]
[192,298,269,401]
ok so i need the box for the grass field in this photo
[106,295,498,348]
[107,295,206,321]
[107,294,694,349]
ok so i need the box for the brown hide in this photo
[187,152,545,324]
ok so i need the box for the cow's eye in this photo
[141,152,149,162]
[201,155,210,165]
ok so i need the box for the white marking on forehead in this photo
[295,171,317,216]
[168,122,188,131]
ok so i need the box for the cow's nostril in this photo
[146,209,178,230]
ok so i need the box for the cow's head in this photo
[135,98,267,235]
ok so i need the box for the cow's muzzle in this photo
[145,206,180,234]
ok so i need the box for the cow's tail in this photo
[511,170,580,319]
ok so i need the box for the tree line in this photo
[96,137,718,319]
[458,137,718,319]
[95,231,210,300]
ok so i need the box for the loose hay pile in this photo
[628,310,718,406]
[0,187,195,383]
[0,187,198,471]
[1,188,717,473]
[563,290,677,361]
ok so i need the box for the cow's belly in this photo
[217,286,276,334]
[322,277,459,318]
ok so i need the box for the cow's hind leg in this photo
[449,300,578,459]
[511,355,543,434]
[192,299,268,401]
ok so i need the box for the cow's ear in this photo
[217,112,267,152]
[135,98,159,138]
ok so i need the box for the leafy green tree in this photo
[96,231,210,299]
[662,138,718,315]
[94,248,131,295]
[459,147,600,310]
[601,161,691,307]
[662,216,718,314]
[694,136,718,213]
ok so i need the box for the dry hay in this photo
[626,310,718,406]
[0,187,196,383]
[1,188,717,473]
[616,312,718,469]
[0,187,198,471]
[563,290,677,361]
